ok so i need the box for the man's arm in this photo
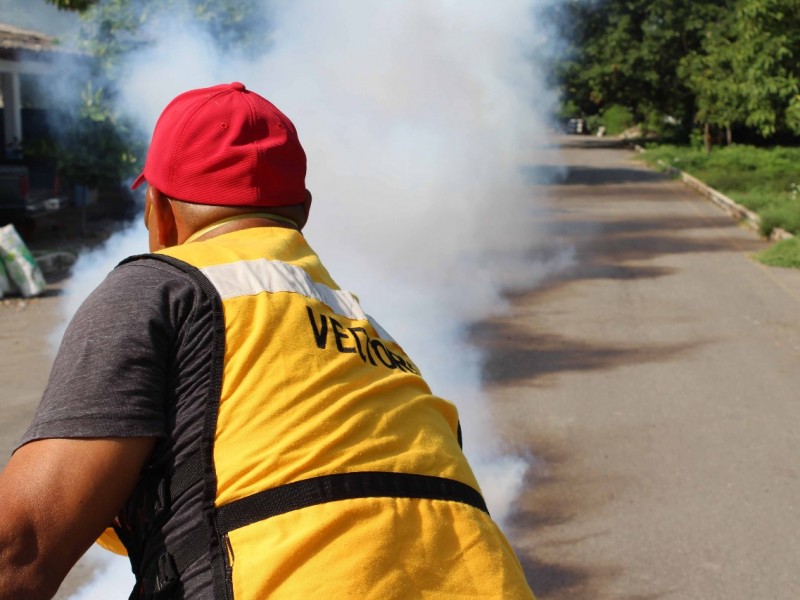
[0,437,155,600]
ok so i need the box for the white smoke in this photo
[60,1,566,597]
[51,221,146,348]
[62,546,133,600]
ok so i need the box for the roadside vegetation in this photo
[33,0,265,195]
[639,145,800,236]
[638,144,800,267]
[547,0,800,267]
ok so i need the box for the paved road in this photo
[488,137,800,599]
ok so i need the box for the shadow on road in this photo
[503,435,670,600]
[528,212,765,288]
[472,321,700,387]
[546,214,733,237]
[557,137,630,150]
[524,165,669,186]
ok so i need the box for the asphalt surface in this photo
[487,137,800,599]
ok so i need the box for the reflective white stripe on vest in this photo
[200,258,395,342]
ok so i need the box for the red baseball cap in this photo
[132,82,307,207]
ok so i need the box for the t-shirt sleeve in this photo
[17,260,196,448]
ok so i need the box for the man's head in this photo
[133,82,310,249]
[142,186,312,251]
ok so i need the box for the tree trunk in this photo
[704,122,712,154]
[726,125,733,145]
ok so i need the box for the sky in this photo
[0,0,80,37]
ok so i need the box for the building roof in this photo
[0,21,80,66]
[0,22,58,53]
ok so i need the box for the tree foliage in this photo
[735,0,800,136]
[40,0,267,188]
[72,0,267,71]
[553,0,800,144]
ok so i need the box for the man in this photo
[0,82,535,599]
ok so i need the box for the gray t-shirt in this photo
[21,259,197,445]
[20,256,219,598]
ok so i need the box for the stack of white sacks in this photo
[0,224,46,299]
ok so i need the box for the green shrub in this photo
[758,206,800,237]
[689,129,705,150]
[759,209,784,237]
[640,111,675,137]
[585,113,602,134]
[558,99,580,122]
[600,104,635,135]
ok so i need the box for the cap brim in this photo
[131,172,146,190]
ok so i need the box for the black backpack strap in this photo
[141,525,209,600]
[133,451,207,599]
[120,253,230,600]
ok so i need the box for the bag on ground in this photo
[0,258,17,298]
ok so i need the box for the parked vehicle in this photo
[566,118,586,134]
[0,159,66,226]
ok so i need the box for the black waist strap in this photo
[142,471,488,597]
[217,471,489,533]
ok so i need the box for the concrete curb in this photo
[632,144,793,242]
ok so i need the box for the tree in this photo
[55,82,142,188]
[679,10,747,148]
[39,0,268,198]
[735,0,800,137]
[678,0,800,146]
[55,0,267,59]
[554,0,730,132]
[552,0,800,145]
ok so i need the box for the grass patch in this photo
[756,237,800,268]
[640,144,800,265]
[640,145,800,199]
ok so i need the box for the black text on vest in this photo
[306,306,420,374]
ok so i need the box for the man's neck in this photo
[184,213,300,244]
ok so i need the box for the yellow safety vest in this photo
[100,226,535,599]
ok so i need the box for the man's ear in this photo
[149,187,178,249]
[299,189,313,229]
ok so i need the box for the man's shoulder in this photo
[75,255,203,325]
[106,254,201,292]
[115,253,196,278]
